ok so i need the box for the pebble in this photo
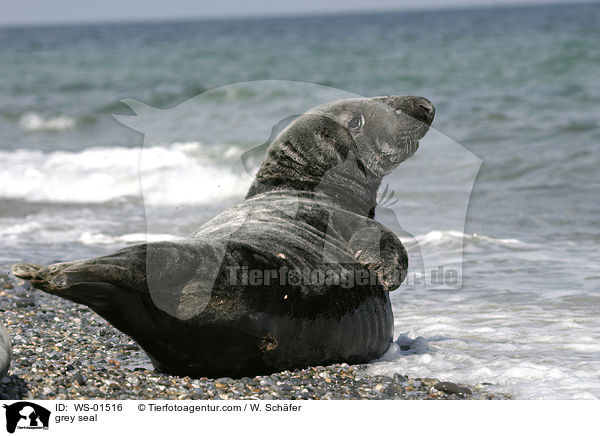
[433,381,473,397]
[15,298,35,308]
[421,377,440,387]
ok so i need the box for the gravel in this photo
[0,272,509,400]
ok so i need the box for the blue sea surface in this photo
[0,3,598,398]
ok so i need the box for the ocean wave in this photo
[0,143,252,205]
[0,220,44,238]
[0,218,90,247]
[79,232,184,245]
[19,112,76,132]
[0,218,183,247]
[94,83,304,117]
[402,230,526,251]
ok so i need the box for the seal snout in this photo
[412,98,435,125]
[375,95,435,126]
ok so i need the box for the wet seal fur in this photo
[13,96,434,377]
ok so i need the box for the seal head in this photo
[248,95,434,215]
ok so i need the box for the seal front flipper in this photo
[350,222,408,291]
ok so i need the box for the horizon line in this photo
[0,0,597,29]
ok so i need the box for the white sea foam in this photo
[368,289,600,399]
[1,217,95,248]
[408,230,525,249]
[0,144,252,205]
[1,222,181,246]
[19,112,76,131]
[78,232,184,245]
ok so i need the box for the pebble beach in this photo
[0,272,508,400]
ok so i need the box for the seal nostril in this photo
[385,96,435,125]
[419,103,433,115]
[415,98,435,124]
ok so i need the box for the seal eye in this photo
[348,115,363,131]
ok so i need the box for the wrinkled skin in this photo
[13,96,434,378]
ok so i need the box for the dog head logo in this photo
[3,402,50,433]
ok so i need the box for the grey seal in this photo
[12,95,434,377]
